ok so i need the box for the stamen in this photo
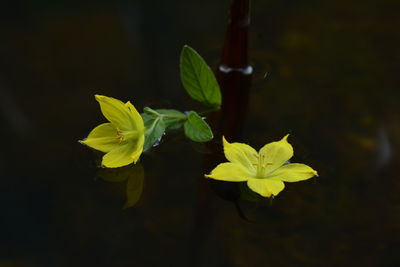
[117,135,124,143]
[262,162,273,168]
[116,128,125,143]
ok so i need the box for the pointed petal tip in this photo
[222,136,230,150]
[95,94,109,103]
[309,167,318,177]
[282,134,290,141]
[78,139,86,145]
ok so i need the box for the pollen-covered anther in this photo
[116,128,125,143]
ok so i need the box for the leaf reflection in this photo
[97,163,144,209]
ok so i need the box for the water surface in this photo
[0,0,399,266]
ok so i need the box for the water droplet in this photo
[152,134,164,147]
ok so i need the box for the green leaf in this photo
[142,108,188,151]
[184,111,213,142]
[154,109,186,130]
[143,107,159,116]
[180,45,221,107]
[142,113,166,152]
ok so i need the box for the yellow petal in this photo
[205,162,253,182]
[125,101,145,132]
[134,134,145,161]
[79,123,119,153]
[247,178,285,197]
[102,140,143,168]
[259,134,293,175]
[222,136,258,174]
[267,163,317,182]
[95,95,136,130]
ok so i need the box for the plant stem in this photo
[197,107,220,116]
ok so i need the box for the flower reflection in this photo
[97,163,144,209]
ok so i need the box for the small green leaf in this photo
[154,109,186,130]
[143,107,159,116]
[180,45,221,107]
[142,114,166,151]
[184,111,213,142]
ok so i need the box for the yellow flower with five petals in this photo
[205,135,317,197]
[80,95,145,168]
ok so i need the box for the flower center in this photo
[116,128,124,143]
[252,153,273,178]
[116,128,141,144]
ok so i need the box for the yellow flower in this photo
[79,95,145,168]
[205,135,318,197]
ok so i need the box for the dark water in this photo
[1,0,399,266]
